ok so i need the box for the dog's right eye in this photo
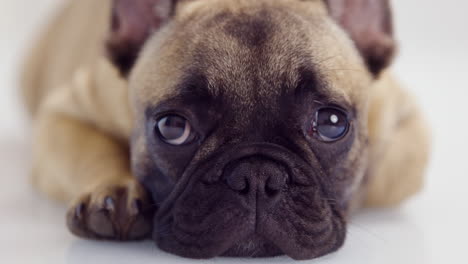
[156,115,194,145]
[311,107,350,142]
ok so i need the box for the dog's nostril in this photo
[225,173,249,193]
[265,183,279,197]
[224,161,252,194]
[265,187,277,197]
[265,173,287,197]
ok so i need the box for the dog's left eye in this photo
[312,107,350,142]
[156,115,194,145]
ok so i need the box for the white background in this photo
[1,0,467,263]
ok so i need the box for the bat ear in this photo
[106,0,174,76]
[325,0,396,76]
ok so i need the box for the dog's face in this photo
[108,0,395,260]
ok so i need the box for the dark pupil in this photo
[158,116,186,140]
[316,108,348,141]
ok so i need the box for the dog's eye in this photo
[312,107,349,142]
[156,115,193,145]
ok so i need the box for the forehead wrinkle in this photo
[194,23,261,108]
[198,7,311,102]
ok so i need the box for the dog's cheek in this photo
[173,182,252,232]
[155,180,254,258]
[130,133,174,205]
[258,186,346,259]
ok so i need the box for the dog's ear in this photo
[106,0,175,76]
[324,0,396,76]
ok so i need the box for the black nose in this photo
[224,158,287,198]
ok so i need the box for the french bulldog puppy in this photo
[21,0,430,260]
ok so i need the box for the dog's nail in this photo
[104,196,116,212]
[75,203,85,219]
[130,199,142,216]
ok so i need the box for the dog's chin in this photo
[221,234,283,258]
[155,230,284,258]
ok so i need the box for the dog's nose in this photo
[224,159,287,198]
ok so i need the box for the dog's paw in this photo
[66,180,154,241]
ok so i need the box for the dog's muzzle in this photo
[152,143,344,259]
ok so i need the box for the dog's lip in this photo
[152,184,346,259]
[154,215,345,259]
[154,212,285,258]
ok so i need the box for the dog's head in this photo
[107,0,395,259]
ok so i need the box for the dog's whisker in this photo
[322,67,366,73]
[314,54,342,66]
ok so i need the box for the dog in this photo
[21,0,430,260]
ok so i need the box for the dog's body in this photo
[21,0,430,259]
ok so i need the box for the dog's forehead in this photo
[130,0,372,113]
[195,8,308,95]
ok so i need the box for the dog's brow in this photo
[293,67,350,107]
[176,71,213,99]
[295,67,320,95]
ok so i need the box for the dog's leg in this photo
[31,62,154,240]
[364,75,431,207]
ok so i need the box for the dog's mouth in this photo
[150,143,347,259]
